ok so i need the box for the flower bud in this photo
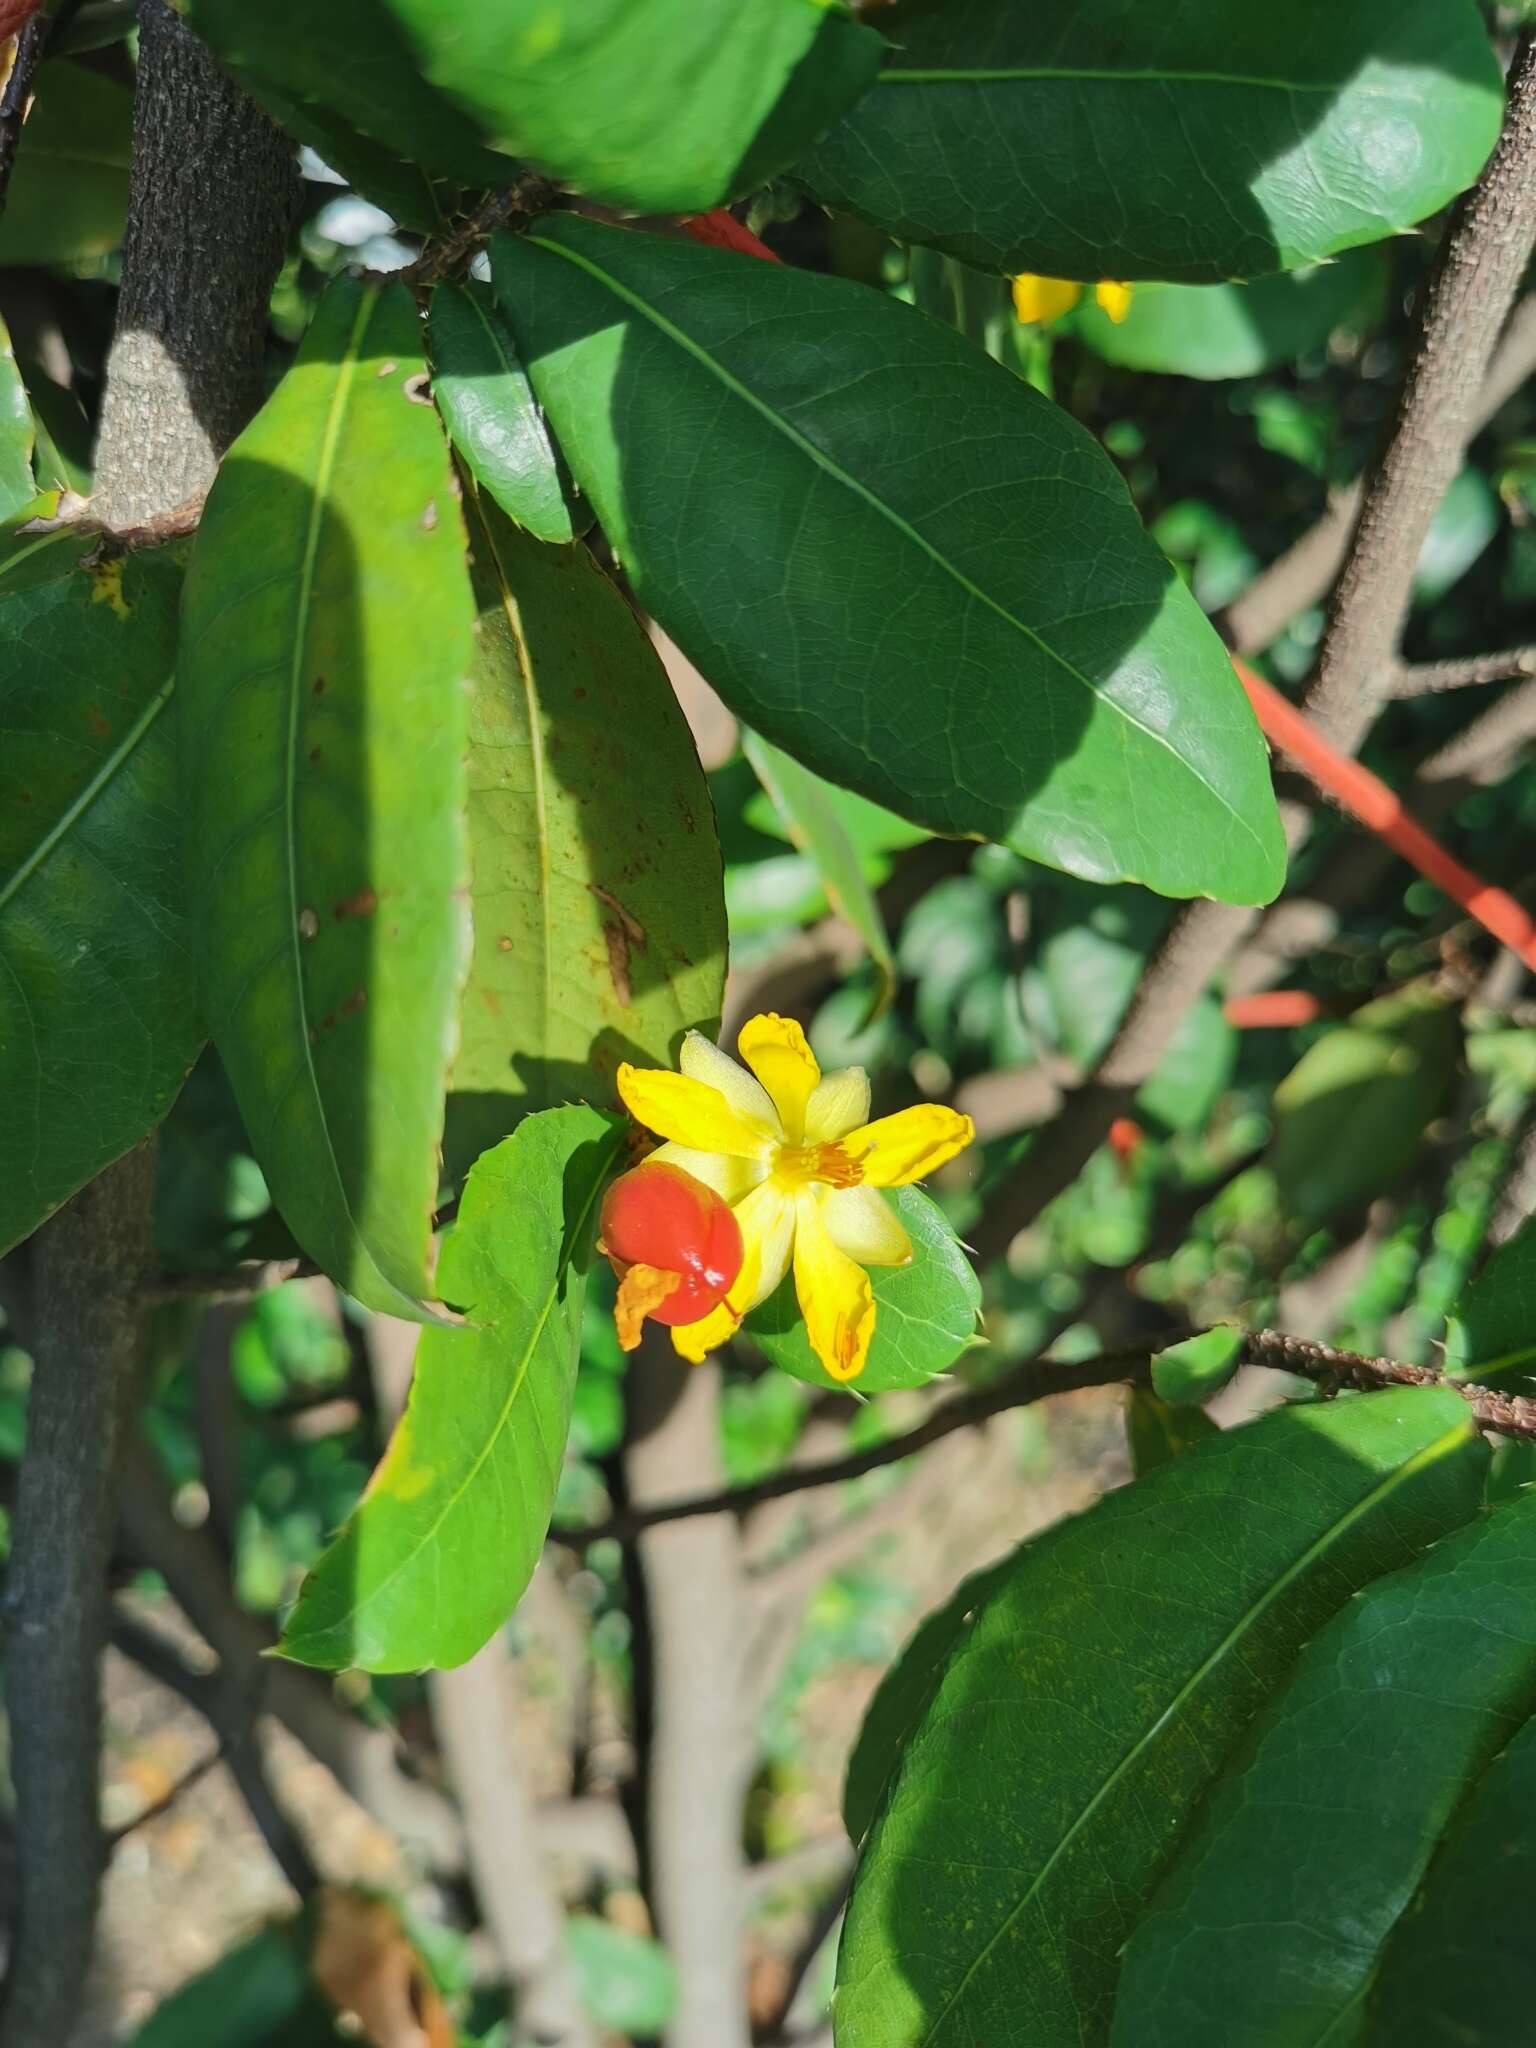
[599,1161,744,1349]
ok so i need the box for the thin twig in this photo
[1391,646,1536,696]
[549,1329,1536,1545]
[0,10,46,218]
[105,1741,226,1846]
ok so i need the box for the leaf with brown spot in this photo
[442,489,724,1184]
[310,1889,454,2048]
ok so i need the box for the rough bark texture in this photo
[0,10,298,2036]
[92,0,298,527]
[977,37,1536,1262]
[625,1349,753,2048]
[0,1145,156,2045]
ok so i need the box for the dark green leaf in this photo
[428,281,587,545]
[836,1388,1487,2047]
[1152,1327,1244,1407]
[796,0,1503,284]
[1136,993,1237,1135]
[1365,1710,1536,2045]
[0,61,132,265]
[183,0,881,216]
[844,1550,1017,1845]
[745,1186,980,1392]
[567,1917,678,2035]
[278,1105,622,1672]
[1447,1214,1536,1387]
[1113,1486,1536,2047]
[0,321,34,522]
[22,364,93,498]
[1413,466,1500,604]
[1127,1387,1221,1475]
[180,277,475,1319]
[444,491,725,1182]
[131,1926,325,2048]
[1270,987,1459,1225]
[0,535,200,1256]
[1075,250,1388,380]
[493,218,1285,906]
[742,731,896,1018]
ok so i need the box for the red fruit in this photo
[599,1161,744,1348]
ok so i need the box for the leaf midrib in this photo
[527,232,1269,868]
[291,1134,614,1654]
[902,1416,1474,2046]
[0,674,173,918]
[878,66,1350,93]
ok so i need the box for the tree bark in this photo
[0,10,296,2038]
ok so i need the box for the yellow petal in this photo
[617,1064,777,1159]
[793,1189,876,1383]
[679,1028,780,1132]
[649,1141,762,1207]
[1095,280,1134,324]
[803,1065,871,1145]
[738,1012,820,1143]
[670,1182,793,1360]
[820,1185,911,1267]
[1012,273,1082,326]
[843,1104,975,1187]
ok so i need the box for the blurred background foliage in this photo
[5,9,1536,2042]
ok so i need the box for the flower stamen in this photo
[776,1142,864,1191]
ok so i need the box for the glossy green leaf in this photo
[493,218,1285,906]
[0,61,132,265]
[745,1186,980,1392]
[0,321,34,522]
[1126,1387,1221,1476]
[1075,250,1388,381]
[183,0,881,216]
[180,277,475,1319]
[0,535,200,1256]
[428,281,587,545]
[844,1550,1017,1845]
[1414,465,1500,604]
[1446,1214,1536,1386]
[1270,988,1459,1225]
[443,490,725,1183]
[1364,1710,1536,2045]
[796,0,1503,284]
[743,731,896,1018]
[1113,1486,1536,2047]
[835,1388,1487,2048]
[23,365,93,498]
[279,1105,622,1672]
[1152,1326,1244,1407]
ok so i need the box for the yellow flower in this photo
[1012,274,1134,326]
[615,1015,974,1383]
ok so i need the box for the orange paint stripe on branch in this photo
[1233,656,1536,972]
[679,210,782,263]
[1223,990,1323,1028]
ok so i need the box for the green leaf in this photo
[279,1105,622,1672]
[493,218,1285,906]
[795,0,1503,284]
[1136,992,1236,1135]
[1364,1709,1536,2045]
[180,277,475,1319]
[1446,1215,1536,1387]
[567,1917,679,2036]
[443,490,725,1183]
[0,60,132,265]
[742,731,896,1018]
[1075,250,1388,380]
[0,320,34,522]
[428,281,588,545]
[744,1186,980,1392]
[184,0,881,216]
[131,1927,326,2048]
[1151,1326,1244,1407]
[1414,465,1500,604]
[0,535,200,1257]
[835,1388,1487,2048]
[1112,1485,1536,2047]
[1270,988,1459,1226]
[1126,1387,1221,1476]
[844,1550,1018,1845]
